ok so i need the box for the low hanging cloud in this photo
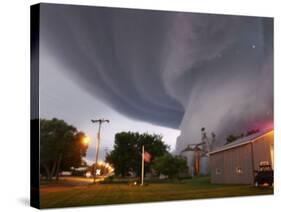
[39,4,273,150]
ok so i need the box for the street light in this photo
[91,119,110,183]
[82,135,90,146]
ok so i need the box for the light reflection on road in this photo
[60,176,106,185]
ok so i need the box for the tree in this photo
[152,154,188,179]
[226,128,260,144]
[226,134,239,144]
[105,132,168,177]
[40,118,88,180]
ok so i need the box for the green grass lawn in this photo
[40,177,273,208]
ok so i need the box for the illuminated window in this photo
[215,168,221,175]
[236,167,243,174]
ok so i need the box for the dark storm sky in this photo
[39,3,273,153]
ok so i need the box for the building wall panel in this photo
[211,144,253,184]
[210,131,273,184]
[252,131,274,170]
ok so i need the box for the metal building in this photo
[209,129,274,184]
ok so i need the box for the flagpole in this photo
[141,145,144,186]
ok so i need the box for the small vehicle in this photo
[254,161,273,187]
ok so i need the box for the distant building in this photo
[209,129,274,184]
[181,128,214,176]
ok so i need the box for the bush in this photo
[152,154,188,179]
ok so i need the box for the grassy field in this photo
[40,177,273,208]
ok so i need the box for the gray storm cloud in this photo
[40,4,273,150]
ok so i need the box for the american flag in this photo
[143,151,151,163]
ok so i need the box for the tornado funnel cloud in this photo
[40,4,273,150]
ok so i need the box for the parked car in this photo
[254,162,273,187]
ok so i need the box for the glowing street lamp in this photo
[97,161,104,166]
[82,136,90,146]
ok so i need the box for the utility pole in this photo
[91,119,109,183]
[141,145,144,186]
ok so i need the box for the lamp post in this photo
[91,119,109,183]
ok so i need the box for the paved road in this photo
[59,176,105,185]
[40,176,106,194]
